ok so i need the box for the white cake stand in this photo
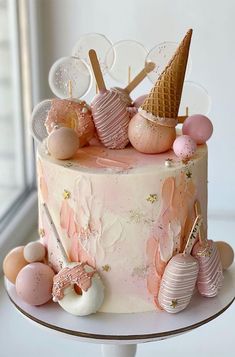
[5,267,235,357]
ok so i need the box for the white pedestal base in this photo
[101,344,137,357]
[4,267,235,357]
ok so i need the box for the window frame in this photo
[0,0,37,265]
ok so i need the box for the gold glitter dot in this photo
[146,194,158,204]
[63,190,71,199]
[102,264,111,272]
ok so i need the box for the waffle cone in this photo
[141,29,192,125]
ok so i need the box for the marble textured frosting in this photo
[37,144,208,313]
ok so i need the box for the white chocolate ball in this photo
[23,241,46,263]
[47,127,80,160]
[215,241,234,270]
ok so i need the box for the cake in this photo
[3,29,232,316]
[38,144,207,313]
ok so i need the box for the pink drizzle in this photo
[91,90,130,149]
[52,263,95,302]
[192,240,224,297]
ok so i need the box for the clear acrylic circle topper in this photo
[48,56,92,99]
[179,81,211,116]
[105,40,148,85]
[72,33,112,74]
[31,99,52,142]
[146,41,192,83]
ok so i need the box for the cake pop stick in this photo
[89,49,131,149]
[42,203,69,267]
[158,215,202,313]
[112,62,155,106]
[192,200,224,297]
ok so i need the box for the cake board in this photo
[5,267,235,357]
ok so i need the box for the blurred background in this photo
[0,0,234,356]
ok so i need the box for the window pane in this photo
[0,0,33,225]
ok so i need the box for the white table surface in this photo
[0,216,235,356]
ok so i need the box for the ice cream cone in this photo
[140,29,192,127]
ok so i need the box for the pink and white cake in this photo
[37,144,208,313]
[4,29,232,317]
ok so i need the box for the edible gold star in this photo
[63,190,71,199]
[39,228,45,237]
[146,194,158,204]
[102,264,111,272]
[186,170,192,179]
[170,299,178,308]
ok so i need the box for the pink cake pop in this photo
[89,49,131,149]
[158,214,202,313]
[192,200,223,297]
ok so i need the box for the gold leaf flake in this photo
[102,264,111,272]
[39,228,45,237]
[63,190,71,199]
[146,194,158,204]
[170,299,178,308]
[186,170,192,179]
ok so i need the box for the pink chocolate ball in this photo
[173,135,197,160]
[16,262,55,306]
[182,114,213,144]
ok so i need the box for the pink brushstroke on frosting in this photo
[60,200,95,267]
[146,173,196,307]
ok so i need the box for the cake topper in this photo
[146,41,192,84]
[89,49,131,149]
[112,61,155,106]
[128,29,193,154]
[48,56,92,99]
[72,33,113,74]
[105,39,148,84]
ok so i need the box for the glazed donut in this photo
[52,262,104,316]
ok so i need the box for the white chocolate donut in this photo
[53,262,104,316]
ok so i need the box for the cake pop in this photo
[192,200,223,297]
[158,215,202,313]
[89,49,131,149]
[128,29,193,154]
